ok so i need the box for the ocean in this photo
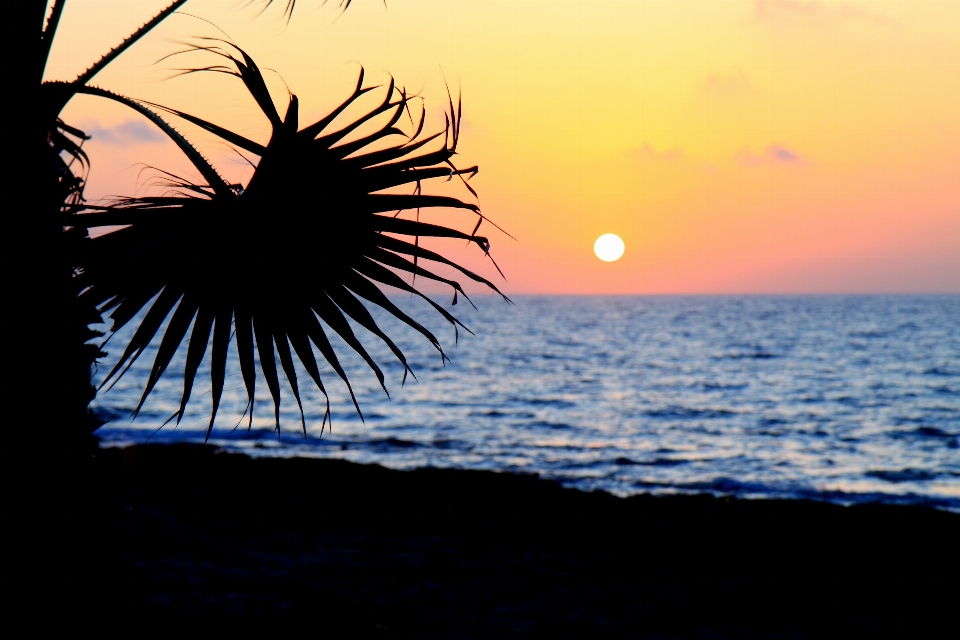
[92,295,960,510]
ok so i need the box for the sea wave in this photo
[93,295,960,509]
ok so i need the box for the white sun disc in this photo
[594,234,625,262]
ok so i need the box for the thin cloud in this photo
[755,0,823,21]
[82,120,167,145]
[737,145,804,166]
[702,71,753,98]
[753,0,897,28]
[629,143,685,163]
[769,145,800,162]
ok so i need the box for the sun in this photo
[594,234,625,262]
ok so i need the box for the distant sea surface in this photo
[93,295,960,510]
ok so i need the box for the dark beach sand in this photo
[15,444,960,637]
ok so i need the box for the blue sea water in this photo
[93,295,960,510]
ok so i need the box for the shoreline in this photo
[92,437,960,514]
[53,443,960,636]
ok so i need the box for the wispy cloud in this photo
[753,0,897,28]
[737,145,804,166]
[81,120,166,145]
[755,0,823,21]
[702,71,753,99]
[629,143,685,163]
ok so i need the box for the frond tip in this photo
[69,49,509,439]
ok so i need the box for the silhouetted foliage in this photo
[38,0,507,438]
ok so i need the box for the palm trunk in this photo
[1,3,102,629]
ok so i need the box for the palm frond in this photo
[69,45,509,438]
[40,0,67,78]
[73,0,190,87]
[39,1,190,214]
[49,119,91,205]
[74,84,235,198]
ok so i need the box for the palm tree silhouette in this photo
[26,0,509,446]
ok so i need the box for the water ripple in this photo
[93,295,960,510]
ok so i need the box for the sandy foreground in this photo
[9,443,958,638]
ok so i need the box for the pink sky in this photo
[47,0,959,293]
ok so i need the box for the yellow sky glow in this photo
[46,0,960,293]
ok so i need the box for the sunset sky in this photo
[46,0,959,294]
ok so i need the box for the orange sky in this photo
[47,0,959,294]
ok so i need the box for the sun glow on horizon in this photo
[43,0,960,294]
